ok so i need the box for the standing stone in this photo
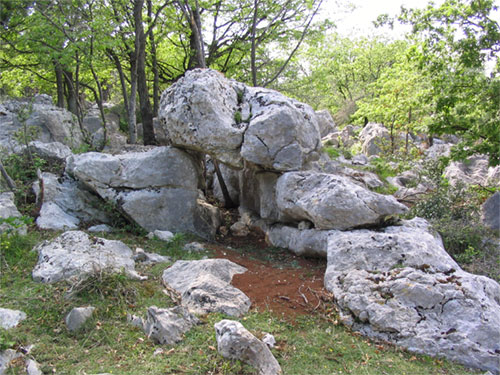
[315,109,336,137]
[214,320,282,375]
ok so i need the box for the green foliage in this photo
[406,159,495,269]
[324,146,340,159]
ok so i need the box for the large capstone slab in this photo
[324,218,500,374]
[159,69,321,171]
[162,259,250,317]
[32,231,142,283]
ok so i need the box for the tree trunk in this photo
[54,62,65,108]
[250,0,258,86]
[107,49,130,128]
[147,0,160,116]
[128,53,138,144]
[0,159,16,192]
[134,0,156,145]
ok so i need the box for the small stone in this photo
[183,242,205,252]
[25,359,43,375]
[262,333,276,348]
[88,224,113,233]
[147,230,174,242]
[230,221,249,237]
[65,306,95,332]
[134,248,171,264]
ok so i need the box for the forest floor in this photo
[0,226,487,375]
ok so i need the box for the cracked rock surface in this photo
[162,259,250,317]
[276,171,407,230]
[32,231,143,283]
[159,68,321,171]
[324,218,500,374]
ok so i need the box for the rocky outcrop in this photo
[444,155,500,187]
[32,231,143,283]
[214,320,282,375]
[159,69,321,171]
[66,146,220,238]
[324,218,500,374]
[276,171,407,230]
[0,308,27,329]
[27,141,72,164]
[0,96,84,153]
[129,306,199,345]
[162,259,250,317]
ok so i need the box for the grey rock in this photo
[230,221,250,237]
[239,168,280,222]
[135,306,199,345]
[340,167,384,189]
[425,143,451,159]
[276,171,407,230]
[0,99,84,152]
[324,218,500,374]
[482,192,500,231]
[162,259,250,317]
[359,123,390,156]
[34,172,111,231]
[351,154,368,165]
[213,163,240,206]
[159,69,321,171]
[0,192,21,219]
[183,242,205,252]
[32,231,143,283]
[134,248,171,264]
[266,224,329,257]
[339,125,357,148]
[88,224,113,233]
[215,320,282,375]
[27,141,72,163]
[0,308,27,329]
[0,349,22,375]
[315,109,336,138]
[262,333,276,349]
[159,69,246,167]
[444,155,500,187]
[65,306,95,332]
[66,146,220,239]
[322,131,341,147]
[147,230,174,242]
[25,359,43,375]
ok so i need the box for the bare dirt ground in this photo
[208,231,334,321]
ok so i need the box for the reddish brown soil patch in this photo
[208,232,331,321]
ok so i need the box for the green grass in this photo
[0,229,481,375]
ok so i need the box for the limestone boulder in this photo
[212,163,240,206]
[162,259,250,317]
[0,308,27,329]
[239,168,280,222]
[276,171,407,230]
[324,218,500,374]
[32,231,143,283]
[315,109,336,137]
[266,224,329,257]
[159,69,321,171]
[0,97,84,153]
[0,192,26,235]
[66,146,220,238]
[214,320,282,375]
[27,141,72,164]
[359,123,390,156]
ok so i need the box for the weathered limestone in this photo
[444,155,500,187]
[0,192,26,235]
[214,320,281,375]
[324,218,500,374]
[482,192,500,231]
[32,231,143,283]
[0,308,27,329]
[276,171,407,230]
[162,259,250,317]
[315,109,336,138]
[359,123,390,156]
[159,69,322,171]
[66,146,220,238]
[130,306,199,345]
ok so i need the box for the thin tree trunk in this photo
[107,49,130,124]
[147,0,160,116]
[128,54,138,144]
[134,0,156,145]
[250,0,258,86]
[54,61,65,108]
[213,160,236,208]
[0,160,16,192]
